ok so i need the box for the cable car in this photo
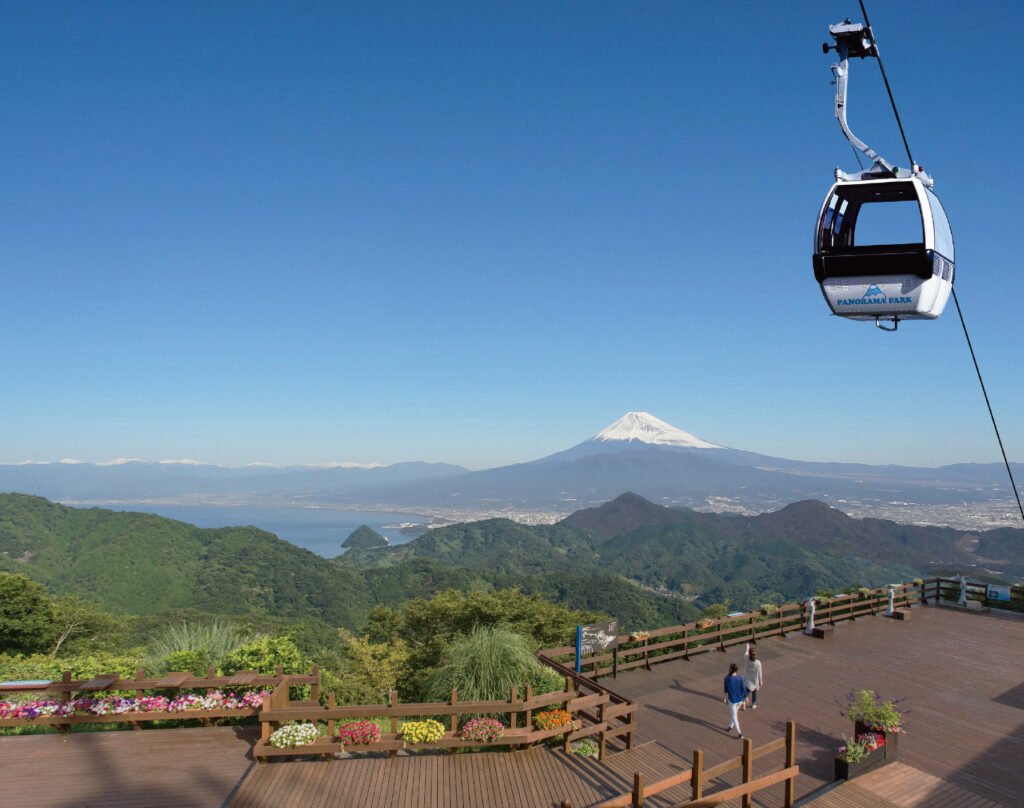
[813,21,954,330]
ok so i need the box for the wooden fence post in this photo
[643,637,650,670]
[741,737,753,808]
[510,686,519,733]
[389,689,399,758]
[682,628,689,661]
[691,748,703,801]
[598,703,607,761]
[524,685,533,730]
[448,689,459,754]
[327,692,337,740]
[57,671,73,735]
[310,664,320,704]
[785,721,797,808]
[562,680,572,754]
[632,772,645,808]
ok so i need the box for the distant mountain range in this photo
[2,412,1020,515]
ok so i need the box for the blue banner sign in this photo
[987,584,1012,603]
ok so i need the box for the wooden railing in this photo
[536,652,638,757]
[928,576,1024,612]
[562,721,798,808]
[0,666,319,731]
[541,582,925,679]
[255,672,637,761]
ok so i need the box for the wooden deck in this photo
[2,604,1022,807]
[803,762,1005,808]
[232,741,695,808]
[0,725,258,807]
[602,604,1024,807]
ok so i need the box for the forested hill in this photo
[0,493,373,628]
[4,492,1014,635]
[0,494,697,630]
[338,494,925,609]
[562,494,1024,580]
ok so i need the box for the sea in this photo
[78,503,429,559]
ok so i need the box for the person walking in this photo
[723,662,747,738]
[743,642,763,709]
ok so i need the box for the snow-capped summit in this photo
[593,412,721,449]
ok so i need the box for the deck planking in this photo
[3,605,1022,807]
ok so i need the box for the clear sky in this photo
[2,1,1021,470]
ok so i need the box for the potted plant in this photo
[842,690,905,760]
[834,731,888,780]
[400,719,445,746]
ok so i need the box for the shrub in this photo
[400,719,445,745]
[220,635,304,676]
[0,651,145,682]
[338,720,382,747]
[572,739,599,757]
[426,626,562,703]
[163,650,208,676]
[269,721,320,748]
[459,717,505,743]
[146,620,262,674]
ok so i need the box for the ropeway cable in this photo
[858,0,915,169]
[951,289,1024,523]
[858,0,1023,525]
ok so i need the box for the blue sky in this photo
[2,1,1021,469]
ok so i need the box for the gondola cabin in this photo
[813,173,955,325]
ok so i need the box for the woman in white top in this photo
[742,642,763,709]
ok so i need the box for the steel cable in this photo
[856,0,1023,525]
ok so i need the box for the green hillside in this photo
[347,494,931,611]
[0,493,372,628]
[0,494,695,632]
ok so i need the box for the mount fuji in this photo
[323,411,1022,513]
[1,412,1019,514]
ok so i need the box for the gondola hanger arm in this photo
[824,20,932,187]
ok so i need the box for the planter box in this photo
[834,747,886,781]
[854,721,900,761]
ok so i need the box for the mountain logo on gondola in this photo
[863,285,886,299]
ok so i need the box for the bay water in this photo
[84,503,428,558]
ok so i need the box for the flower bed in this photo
[0,690,270,721]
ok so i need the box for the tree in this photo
[383,588,598,699]
[0,573,57,654]
[220,635,307,675]
[50,596,127,657]
[337,628,410,703]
